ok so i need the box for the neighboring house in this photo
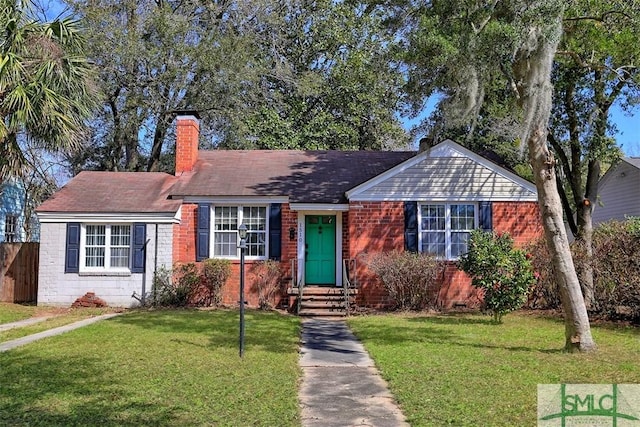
[593,157,640,224]
[37,114,542,308]
[0,178,38,243]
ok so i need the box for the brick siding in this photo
[175,116,199,175]
[345,200,542,309]
[172,200,542,310]
[173,203,197,263]
[492,201,543,247]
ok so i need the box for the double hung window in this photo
[83,224,131,270]
[419,203,476,259]
[213,206,267,259]
[4,215,17,242]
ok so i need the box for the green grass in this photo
[0,309,302,426]
[0,303,38,324]
[347,312,640,426]
[0,307,118,343]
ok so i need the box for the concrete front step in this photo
[293,286,357,316]
[301,301,348,309]
[288,286,359,295]
[298,309,348,317]
[301,295,345,302]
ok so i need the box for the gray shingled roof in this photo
[37,171,181,213]
[172,150,417,203]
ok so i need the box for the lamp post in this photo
[238,223,247,358]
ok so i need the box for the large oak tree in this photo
[549,1,639,309]
[66,0,409,174]
[383,0,596,351]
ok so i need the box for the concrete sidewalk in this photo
[299,318,409,427]
[0,315,58,332]
[0,313,122,352]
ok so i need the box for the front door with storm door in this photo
[305,215,336,285]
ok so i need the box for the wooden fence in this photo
[0,243,39,303]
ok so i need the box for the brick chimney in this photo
[175,112,200,175]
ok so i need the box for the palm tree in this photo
[0,0,95,177]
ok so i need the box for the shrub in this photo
[524,237,560,310]
[591,218,640,321]
[526,218,640,322]
[250,260,283,310]
[150,264,197,307]
[149,261,230,308]
[199,258,231,307]
[458,230,535,323]
[367,251,444,310]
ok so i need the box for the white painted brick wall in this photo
[38,223,174,307]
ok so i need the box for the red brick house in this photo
[37,114,542,310]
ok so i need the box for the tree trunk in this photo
[516,20,596,352]
[147,114,171,172]
[576,160,600,310]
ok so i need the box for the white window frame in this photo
[211,205,269,260]
[4,214,18,242]
[418,203,478,260]
[80,224,132,272]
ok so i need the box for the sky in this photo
[402,96,640,157]
[610,106,640,156]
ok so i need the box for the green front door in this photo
[305,215,336,285]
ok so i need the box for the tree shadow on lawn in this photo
[0,352,187,426]
[112,309,300,354]
[351,316,565,354]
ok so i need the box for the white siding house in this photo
[37,222,175,306]
[593,158,640,224]
[36,171,181,307]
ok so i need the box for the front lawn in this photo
[0,309,301,426]
[0,303,38,324]
[0,307,118,343]
[348,312,640,426]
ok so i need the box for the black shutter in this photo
[269,203,282,260]
[196,203,210,261]
[65,223,81,273]
[404,201,418,253]
[479,201,493,231]
[131,223,146,273]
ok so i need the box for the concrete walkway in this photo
[299,318,409,427]
[0,313,121,352]
[0,315,58,332]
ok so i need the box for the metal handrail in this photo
[293,258,305,314]
[297,278,305,314]
[290,259,296,289]
[342,258,357,316]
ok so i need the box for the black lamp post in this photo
[238,223,247,358]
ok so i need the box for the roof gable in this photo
[598,157,640,190]
[626,157,640,170]
[346,139,537,202]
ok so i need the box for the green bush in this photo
[367,251,444,310]
[250,260,283,310]
[458,230,535,323]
